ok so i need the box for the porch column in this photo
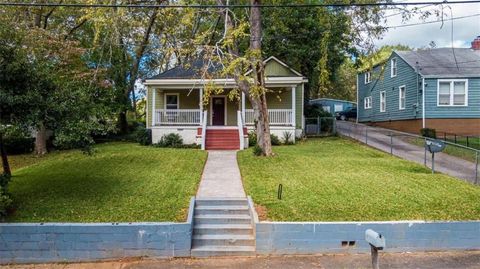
[291,86,296,128]
[199,88,203,125]
[241,91,246,123]
[151,88,156,126]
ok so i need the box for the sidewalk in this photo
[196,150,246,198]
[3,251,480,268]
[337,121,478,184]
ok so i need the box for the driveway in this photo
[337,121,478,184]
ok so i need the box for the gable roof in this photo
[395,48,480,77]
[146,56,304,81]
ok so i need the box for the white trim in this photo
[144,77,308,87]
[209,95,228,126]
[199,88,203,125]
[164,93,179,110]
[151,88,156,126]
[364,71,372,84]
[244,56,304,77]
[301,83,305,129]
[291,86,296,128]
[380,91,386,112]
[356,74,359,123]
[364,96,372,109]
[399,85,406,110]
[436,79,468,107]
[391,57,397,78]
[422,78,426,128]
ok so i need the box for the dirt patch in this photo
[255,203,268,221]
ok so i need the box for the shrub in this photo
[0,188,12,219]
[270,134,281,146]
[248,131,257,147]
[253,145,263,156]
[155,133,183,148]
[133,124,152,145]
[3,126,34,154]
[420,128,437,139]
[283,131,294,145]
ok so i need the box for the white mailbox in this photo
[365,229,385,250]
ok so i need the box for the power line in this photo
[387,12,480,28]
[1,1,480,9]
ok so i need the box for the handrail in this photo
[237,110,244,150]
[201,110,207,150]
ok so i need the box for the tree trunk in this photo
[35,122,48,155]
[249,0,272,156]
[0,132,11,176]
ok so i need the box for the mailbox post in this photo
[424,139,446,174]
[365,229,385,269]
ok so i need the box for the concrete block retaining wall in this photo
[0,197,195,264]
[255,220,480,254]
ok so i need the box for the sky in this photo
[377,1,480,49]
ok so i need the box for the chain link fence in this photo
[304,117,337,137]
[336,121,479,185]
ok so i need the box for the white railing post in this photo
[201,110,208,150]
[241,91,246,122]
[199,88,203,125]
[291,86,296,128]
[237,110,244,150]
[151,88,156,126]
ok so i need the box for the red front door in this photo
[212,97,225,126]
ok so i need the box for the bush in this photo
[133,124,152,145]
[3,126,34,154]
[283,131,294,145]
[421,128,437,139]
[154,133,184,148]
[304,103,333,118]
[0,188,12,219]
[248,131,257,147]
[270,134,281,146]
[253,145,263,156]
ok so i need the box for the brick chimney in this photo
[472,36,480,50]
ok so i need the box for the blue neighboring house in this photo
[357,46,480,136]
[309,98,356,115]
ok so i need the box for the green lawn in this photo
[7,142,207,222]
[238,137,480,221]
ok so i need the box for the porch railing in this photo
[154,109,201,125]
[245,109,293,126]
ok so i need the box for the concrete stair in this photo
[191,198,255,257]
[205,129,240,150]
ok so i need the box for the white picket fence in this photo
[245,109,293,125]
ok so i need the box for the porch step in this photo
[205,129,240,150]
[195,205,250,215]
[194,214,252,224]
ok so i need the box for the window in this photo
[380,91,386,112]
[391,58,397,77]
[437,80,468,106]
[364,96,372,109]
[165,94,179,109]
[399,86,406,110]
[365,71,372,84]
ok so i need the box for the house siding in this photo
[424,77,480,119]
[358,52,421,123]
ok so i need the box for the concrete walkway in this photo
[337,121,478,184]
[196,150,246,198]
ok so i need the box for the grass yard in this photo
[7,142,207,222]
[238,137,480,221]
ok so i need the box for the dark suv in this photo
[335,107,357,121]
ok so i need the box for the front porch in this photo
[150,88,298,128]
